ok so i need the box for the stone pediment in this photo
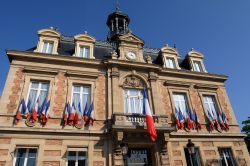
[187,49,204,58]
[118,33,144,45]
[74,33,96,43]
[161,45,179,56]
[38,29,61,38]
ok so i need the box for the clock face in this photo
[126,52,136,60]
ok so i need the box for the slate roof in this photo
[27,35,190,69]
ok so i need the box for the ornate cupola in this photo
[106,7,130,42]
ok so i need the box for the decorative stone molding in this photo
[74,32,96,59]
[110,67,120,77]
[123,75,144,88]
[35,28,61,54]
[148,71,158,81]
[112,113,173,131]
[111,50,119,59]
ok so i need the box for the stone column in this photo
[111,67,120,114]
[160,133,170,166]
[148,71,162,115]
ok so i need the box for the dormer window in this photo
[74,33,96,59]
[79,46,90,58]
[41,41,54,54]
[161,45,181,70]
[35,28,61,55]
[186,49,207,73]
[165,57,176,69]
[193,60,203,72]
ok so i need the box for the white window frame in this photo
[13,148,38,166]
[203,95,219,120]
[173,93,190,118]
[124,89,143,114]
[71,85,91,106]
[41,41,54,54]
[78,45,90,58]
[26,81,49,105]
[218,148,236,166]
[192,60,204,72]
[66,150,88,166]
[164,57,176,69]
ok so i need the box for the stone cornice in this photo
[7,50,228,83]
[6,50,102,66]
[170,131,246,138]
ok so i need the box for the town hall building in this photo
[0,8,249,166]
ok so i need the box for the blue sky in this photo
[0,0,250,128]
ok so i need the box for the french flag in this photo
[63,102,70,126]
[143,89,157,142]
[189,110,196,130]
[175,108,181,129]
[221,112,229,130]
[32,97,39,122]
[217,111,225,130]
[83,103,89,122]
[40,99,47,122]
[207,109,214,130]
[194,111,201,130]
[185,109,192,130]
[178,107,185,129]
[88,102,94,126]
[15,98,26,125]
[68,102,76,125]
[25,99,32,118]
[42,100,50,125]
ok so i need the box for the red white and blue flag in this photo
[221,111,229,130]
[41,100,50,126]
[68,102,76,125]
[87,102,94,126]
[207,109,215,130]
[63,102,70,126]
[194,111,201,130]
[15,98,26,125]
[143,89,157,142]
[83,103,89,122]
[32,97,39,122]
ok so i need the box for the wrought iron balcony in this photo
[111,113,173,131]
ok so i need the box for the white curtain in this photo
[124,89,143,114]
[173,94,189,118]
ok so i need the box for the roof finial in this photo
[116,0,120,11]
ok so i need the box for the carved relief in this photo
[123,76,144,88]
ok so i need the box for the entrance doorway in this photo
[126,148,152,166]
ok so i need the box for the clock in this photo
[126,52,136,60]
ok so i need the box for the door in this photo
[126,148,152,166]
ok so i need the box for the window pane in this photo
[78,160,86,166]
[203,96,219,120]
[193,61,202,72]
[73,86,81,93]
[15,148,26,166]
[42,42,48,53]
[124,89,143,114]
[68,151,77,161]
[165,58,175,68]
[47,43,53,54]
[79,46,90,58]
[28,89,38,111]
[31,82,39,89]
[219,148,236,166]
[68,161,76,166]
[173,93,189,118]
[27,149,37,166]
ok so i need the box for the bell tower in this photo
[106,7,130,42]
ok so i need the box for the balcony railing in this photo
[112,113,172,130]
